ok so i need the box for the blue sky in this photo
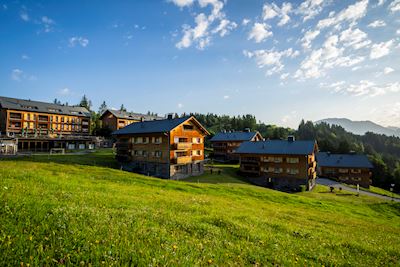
[1,0,399,128]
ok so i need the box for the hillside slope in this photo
[316,118,400,137]
[1,159,400,266]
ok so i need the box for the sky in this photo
[0,0,399,128]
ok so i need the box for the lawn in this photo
[1,150,400,266]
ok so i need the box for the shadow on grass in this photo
[0,149,120,169]
[183,164,250,184]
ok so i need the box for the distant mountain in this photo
[315,118,400,137]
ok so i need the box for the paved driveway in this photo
[317,178,400,202]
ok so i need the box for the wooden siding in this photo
[101,111,140,131]
[319,166,371,188]
[1,109,90,137]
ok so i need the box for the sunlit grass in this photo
[0,151,399,266]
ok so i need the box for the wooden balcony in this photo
[174,156,192,164]
[174,142,192,150]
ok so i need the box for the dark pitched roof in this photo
[0,96,91,117]
[316,152,373,168]
[210,131,260,142]
[113,116,191,135]
[235,140,317,155]
[101,109,163,121]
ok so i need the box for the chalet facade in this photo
[113,115,209,179]
[235,136,318,191]
[210,130,263,162]
[100,109,163,132]
[0,96,94,152]
[316,152,373,188]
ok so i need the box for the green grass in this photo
[183,164,247,184]
[1,151,400,266]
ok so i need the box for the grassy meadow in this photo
[1,150,400,266]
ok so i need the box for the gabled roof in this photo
[316,152,373,168]
[100,109,163,121]
[113,116,209,135]
[210,131,261,142]
[235,140,317,155]
[0,96,91,117]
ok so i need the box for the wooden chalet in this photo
[210,130,263,162]
[0,96,95,152]
[316,152,373,188]
[100,109,163,131]
[235,136,318,191]
[113,115,209,179]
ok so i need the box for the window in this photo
[155,151,162,158]
[143,151,148,157]
[287,168,299,175]
[143,137,148,144]
[352,177,362,181]
[194,150,202,156]
[152,137,162,144]
[274,157,283,163]
[351,169,361,174]
[274,167,283,174]
[192,137,202,144]
[339,169,349,174]
[183,124,194,130]
[286,157,299,164]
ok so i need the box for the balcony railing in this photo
[174,142,192,150]
[174,156,192,164]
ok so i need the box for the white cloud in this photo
[242,18,250,26]
[11,69,23,81]
[41,16,55,32]
[21,54,30,60]
[169,0,194,8]
[324,80,400,97]
[244,48,298,76]
[370,40,394,59]
[297,0,324,22]
[295,34,367,80]
[317,0,368,29]
[383,67,394,74]
[339,27,371,49]
[177,103,184,108]
[377,0,386,6]
[223,95,230,99]
[263,3,279,20]
[389,0,400,12]
[248,23,272,43]
[59,88,71,95]
[397,29,400,35]
[301,29,320,49]
[368,20,386,28]
[69,37,89,47]
[174,0,236,50]
[262,2,293,26]
[212,19,237,37]
[2,4,7,10]
[20,10,29,21]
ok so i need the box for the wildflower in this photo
[172,245,177,250]
[29,236,33,241]
[95,240,100,244]
[208,259,213,264]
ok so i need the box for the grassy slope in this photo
[0,152,400,266]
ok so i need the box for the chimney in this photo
[288,135,295,142]
[167,114,173,120]
[140,117,145,122]
[244,128,250,132]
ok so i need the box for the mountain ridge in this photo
[315,118,400,137]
